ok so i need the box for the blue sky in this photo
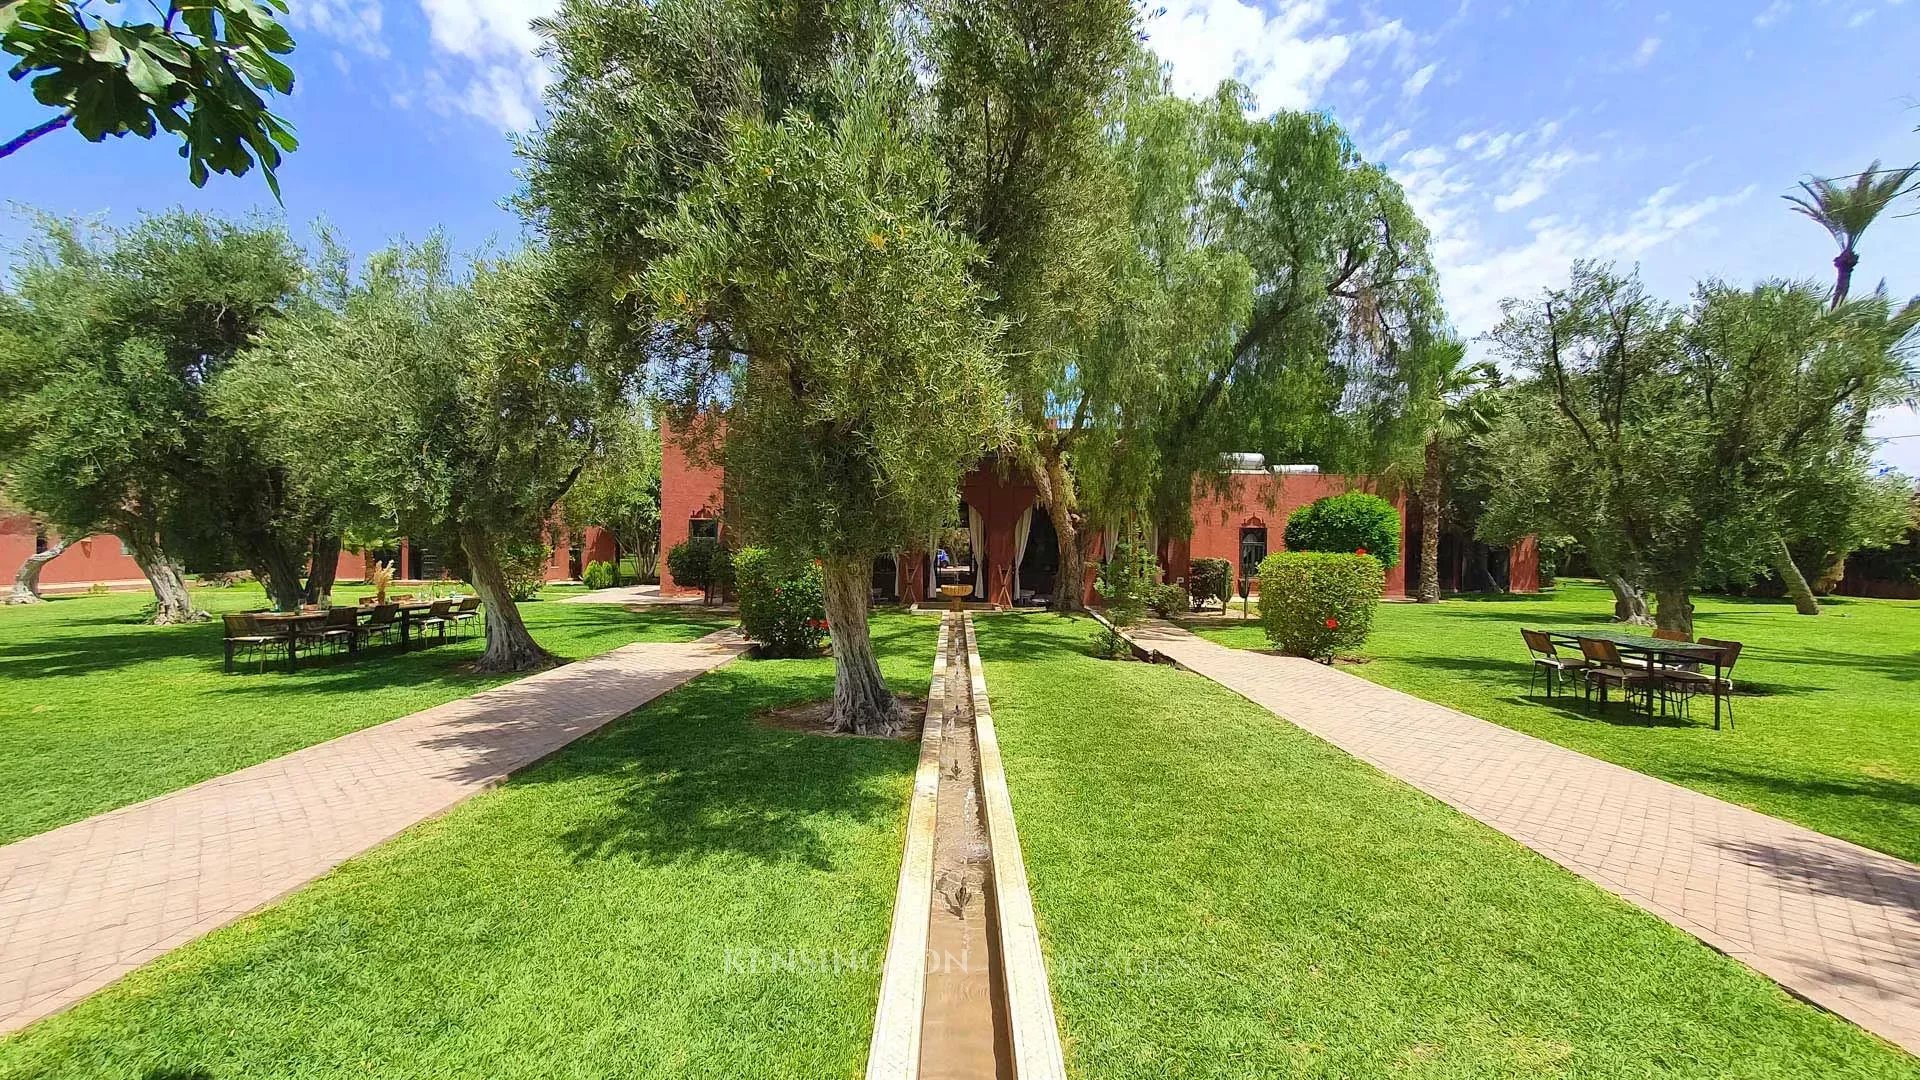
[4,0,1919,469]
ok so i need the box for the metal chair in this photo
[1663,638,1743,726]
[1577,637,1654,711]
[416,599,455,646]
[222,613,289,674]
[451,596,483,638]
[1522,629,1589,698]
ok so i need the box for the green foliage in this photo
[498,540,550,602]
[581,560,617,591]
[1187,557,1231,608]
[1284,493,1402,568]
[1146,582,1187,619]
[1256,551,1384,662]
[666,536,732,604]
[1,0,299,195]
[1094,541,1159,627]
[733,547,827,658]
[561,404,661,578]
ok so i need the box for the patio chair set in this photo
[1522,626,1743,729]
[222,597,485,673]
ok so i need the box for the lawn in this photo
[0,613,937,1080]
[976,614,1917,1079]
[1191,581,1920,863]
[0,583,734,845]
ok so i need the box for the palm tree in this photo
[1417,343,1500,603]
[1785,161,1920,309]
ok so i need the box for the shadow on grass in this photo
[1672,762,1920,814]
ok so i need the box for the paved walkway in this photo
[561,583,712,606]
[0,630,749,1036]
[1128,623,1920,1056]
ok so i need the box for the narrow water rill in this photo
[919,614,1013,1079]
[867,613,1063,1080]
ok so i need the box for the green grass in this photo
[0,613,937,1080]
[1191,581,1920,863]
[0,583,734,845]
[977,614,1918,1078]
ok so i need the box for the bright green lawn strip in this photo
[0,584,734,844]
[1191,581,1920,863]
[978,614,1916,1079]
[0,613,936,1080]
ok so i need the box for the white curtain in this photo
[969,505,987,599]
[1012,506,1034,598]
[1101,525,1119,564]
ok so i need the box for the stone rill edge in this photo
[864,614,951,1080]
[964,612,1070,1080]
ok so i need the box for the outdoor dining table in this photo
[383,601,441,650]
[1542,627,1733,729]
[248,610,336,672]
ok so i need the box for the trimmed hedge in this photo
[666,536,732,603]
[1256,551,1385,662]
[581,560,617,590]
[733,548,827,658]
[1147,582,1187,618]
[1284,492,1401,569]
[1187,557,1231,608]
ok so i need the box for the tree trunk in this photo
[1654,585,1694,638]
[1832,249,1858,310]
[247,539,307,612]
[1813,552,1847,596]
[1605,573,1652,625]
[1418,436,1443,603]
[1462,539,1501,593]
[123,530,202,625]
[461,527,555,674]
[1029,450,1084,613]
[823,553,904,736]
[7,540,69,604]
[1770,536,1820,616]
[305,534,342,605]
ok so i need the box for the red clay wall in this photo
[1167,474,1411,599]
[0,515,147,588]
[658,418,727,595]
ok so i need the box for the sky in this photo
[4,0,1919,470]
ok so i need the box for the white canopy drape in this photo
[969,505,987,599]
[1012,506,1034,599]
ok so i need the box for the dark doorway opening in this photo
[1018,510,1059,604]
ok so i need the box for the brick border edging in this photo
[864,614,952,1079]
[964,612,1070,1080]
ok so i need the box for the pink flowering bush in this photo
[734,547,828,657]
[1256,551,1383,662]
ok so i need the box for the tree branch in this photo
[1,114,73,160]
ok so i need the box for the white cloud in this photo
[1402,62,1439,99]
[287,0,389,58]
[1632,36,1661,66]
[1145,0,1414,112]
[1754,1,1792,27]
[416,0,558,130]
[1493,148,1597,212]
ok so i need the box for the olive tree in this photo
[216,237,606,672]
[644,52,1003,734]
[561,404,661,583]
[0,211,315,622]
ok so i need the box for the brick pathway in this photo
[0,630,748,1036]
[1127,623,1920,1056]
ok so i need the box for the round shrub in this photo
[666,536,733,603]
[1187,557,1231,608]
[1256,551,1385,662]
[733,547,827,658]
[1284,492,1401,568]
[581,559,617,590]
[1147,582,1187,618]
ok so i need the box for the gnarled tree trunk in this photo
[1654,584,1694,638]
[7,539,69,604]
[1462,539,1502,593]
[1605,573,1652,626]
[305,534,342,605]
[1770,536,1820,616]
[1029,450,1084,612]
[461,527,554,674]
[246,537,308,612]
[1418,436,1443,603]
[123,529,202,625]
[823,553,904,735]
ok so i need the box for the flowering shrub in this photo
[733,547,828,658]
[1283,492,1402,568]
[1255,551,1384,662]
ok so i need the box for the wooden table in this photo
[1542,628,1732,729]
[248,611,332,672]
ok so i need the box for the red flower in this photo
[1325,617,1340,629]
[1354,547,1368,556]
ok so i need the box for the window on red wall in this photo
[34,531,49,555]
[689,518,719,539]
